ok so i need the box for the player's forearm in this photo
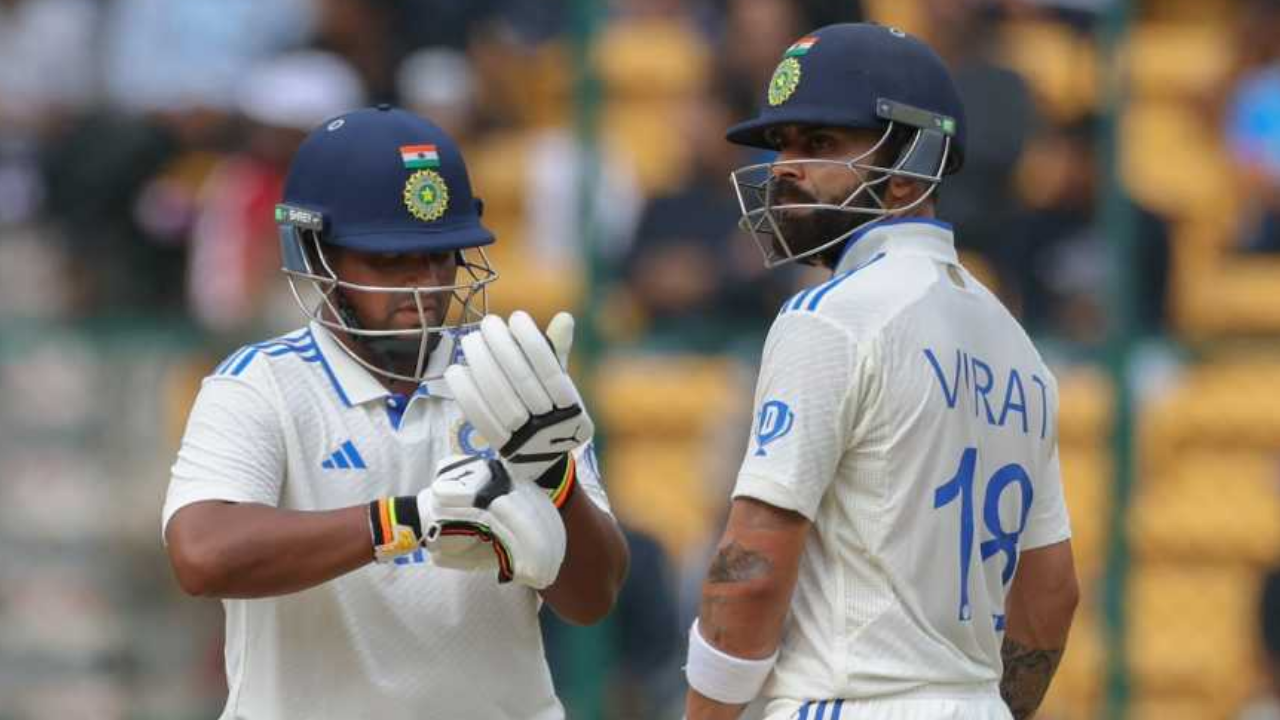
[1000,541,1078,719]
[540,489,629,625]
[685,499,807,719]
[697,500,805,658]
[166,501,372,598]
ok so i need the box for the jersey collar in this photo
[834,218,957,275]
[309,321,458,405]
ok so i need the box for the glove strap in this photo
[369,496,425,563]
[534,454,577,510]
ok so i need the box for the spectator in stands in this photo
[397,49,479,144]
[926,0,1040,299]
[102,0,313,114]
[1015,115,1170,342]
[1225,0,1280,254]
[186,51,365,334]
[620,92,794,354]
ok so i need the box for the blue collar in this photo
[833,218,956,274]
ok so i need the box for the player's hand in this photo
[420,454,566,589]
[445,311,594,500]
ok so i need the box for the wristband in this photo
[533,454,577,510]
[369,496,424,563]
[684,618,778,705]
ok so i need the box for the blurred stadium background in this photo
[0,0,1278,718]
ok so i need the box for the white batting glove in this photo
[445,311,594,507]
[420,454,566,589]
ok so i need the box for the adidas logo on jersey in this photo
[321,440,367,470]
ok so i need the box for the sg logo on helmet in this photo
[754,399,795,456]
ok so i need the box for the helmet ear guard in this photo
[875,99,957,181]
[276,203,326,275]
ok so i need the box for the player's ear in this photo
[885,175,926,208]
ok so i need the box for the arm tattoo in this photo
[1000,636,1064,720]
[706,541,773,584]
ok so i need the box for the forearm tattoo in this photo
[706,541,773,584]
[699,541,775,645]
[1000,636,1064,720]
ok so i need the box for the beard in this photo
[768,177,881,266]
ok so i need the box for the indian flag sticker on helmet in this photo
[768,57,802,107]
[784,36,818,57]
[403,169,450,222]
[400,144,440,170]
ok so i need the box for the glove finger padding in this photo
[508,311,580,409]
[543,312,575,370]
[480,314,554,415]
[458,331,528,435]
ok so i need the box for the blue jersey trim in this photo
[834,217,953,268]
[214,329,351,408]
[780,252,886,315]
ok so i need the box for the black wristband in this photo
[369,496,425,563]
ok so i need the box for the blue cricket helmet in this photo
[281,105,494,252]
[274,106,497,384]
[726,24,968,269]
[727,22,967,175]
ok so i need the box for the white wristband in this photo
[684,618,778,705]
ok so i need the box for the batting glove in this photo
[445,311,594,509]
[420,454,566,588]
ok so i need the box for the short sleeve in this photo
[1023,371,1071,550]
[572,441,613,515]
[1022,443,1072,550]
[162,376,286,538]
[731,311,858,521]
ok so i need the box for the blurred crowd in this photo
[1,0,1279,718]
[0,0,1278,346]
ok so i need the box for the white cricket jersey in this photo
[733,219,1071,703]
[162,322,611,720]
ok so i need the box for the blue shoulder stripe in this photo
[210,329,351,408]
[213,345,253,375]
[778,252,887,316]
[216,329,318,377]
[805,252,887,312]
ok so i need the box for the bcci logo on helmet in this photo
[754,399,795,456]
[403,169,450,223]
[767,58,802,107]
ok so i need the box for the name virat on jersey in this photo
[924,347,1051,440]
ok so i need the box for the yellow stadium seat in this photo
[1126,24,1232,100]
[999,20,1097,122]
[593,354,748,439]
[1121,101,1235,220]
[595,17,708,194]
[1039,602,1104,720]
[1059,447,1110,584]
[1143,362,1280,454]
[1131,451,1280,565]
[606,439,721,558]
[1057,368,1112,447]
[1128,566,1260,709]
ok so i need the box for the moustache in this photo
[770,178,817,206]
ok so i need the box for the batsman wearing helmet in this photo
[685,24,1078,720]
[162,106,628,719]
